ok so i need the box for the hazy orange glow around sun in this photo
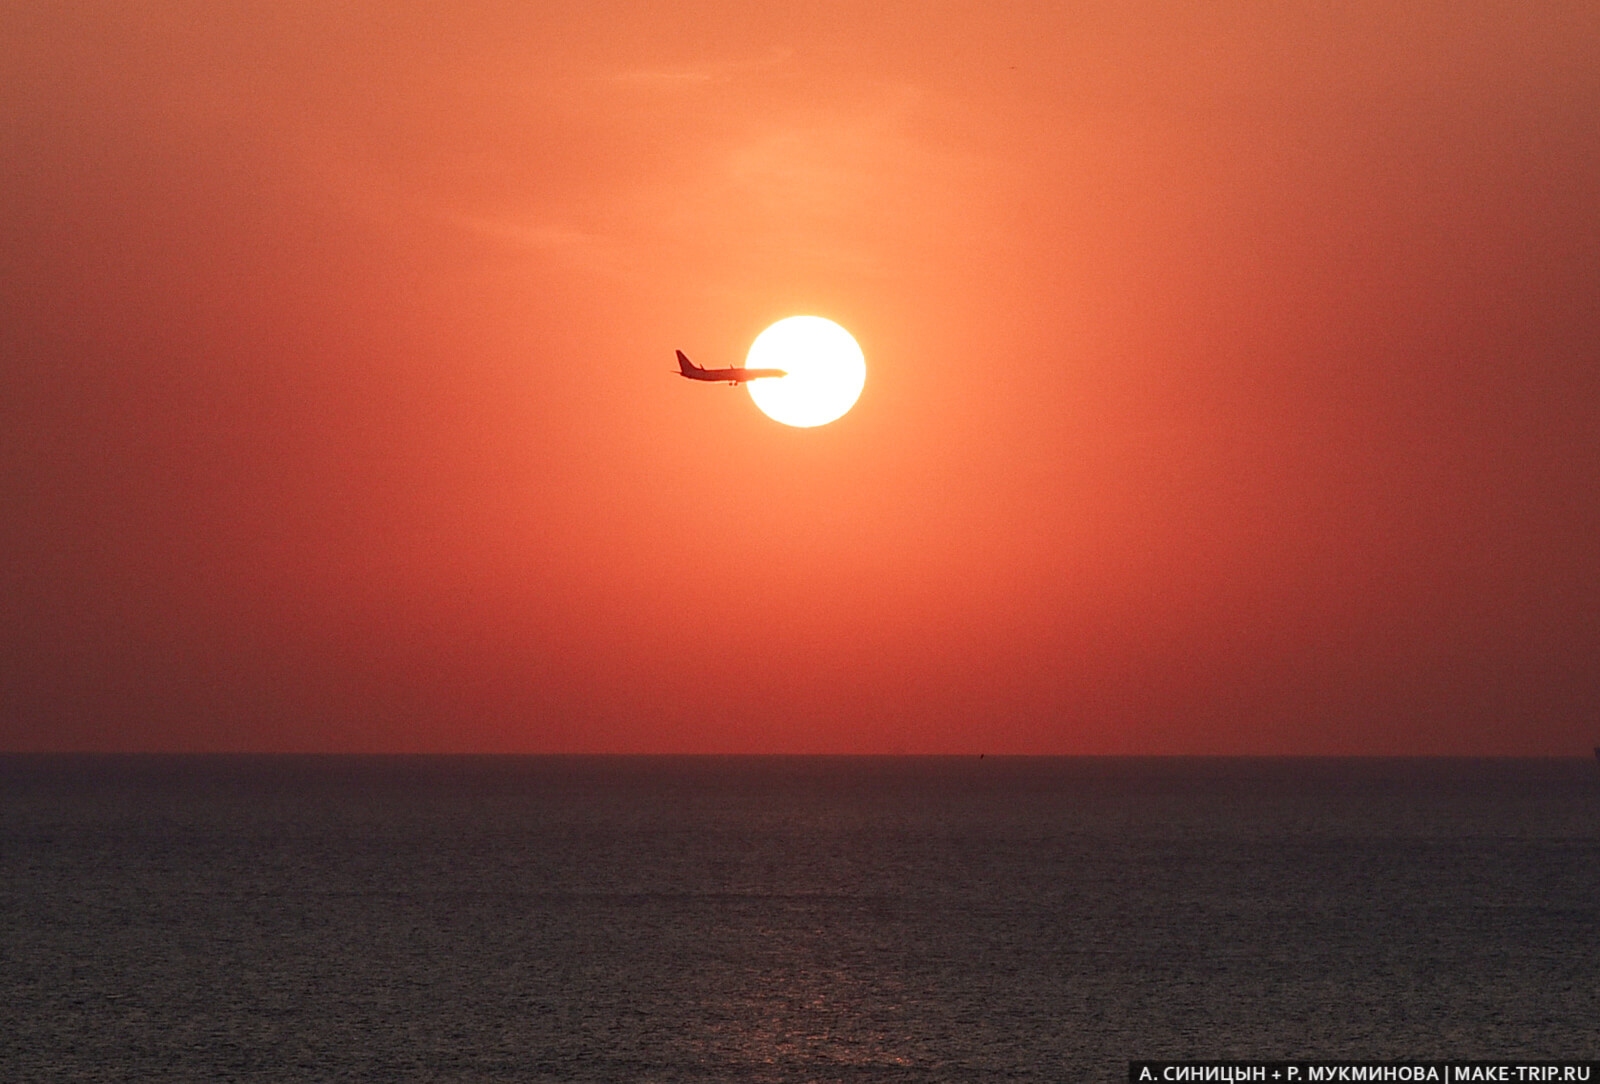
[746,317,866,427]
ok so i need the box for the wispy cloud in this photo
[446,212,624,274]
[610,48,792,88]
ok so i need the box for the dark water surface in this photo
[4,756,1598,1081]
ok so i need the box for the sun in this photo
[745,316,865,428]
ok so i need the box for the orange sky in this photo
[4,1,1598,753]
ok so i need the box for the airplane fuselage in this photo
[678,366,787,384]
[675,349,785,384]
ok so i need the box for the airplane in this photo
[674,349,786,385]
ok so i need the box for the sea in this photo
[4,755,1598,1082]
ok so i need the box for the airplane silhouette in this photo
[674,349,786,385]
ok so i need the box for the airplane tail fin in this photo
[675,349,700,375]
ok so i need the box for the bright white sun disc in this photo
[746,316,865,427]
